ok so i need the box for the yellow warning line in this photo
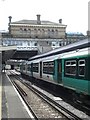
[0,72,2,120]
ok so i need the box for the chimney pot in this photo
[37,14,41,24]
[59,19,62,24]
[8,16,12,34]
[8,16,12,24]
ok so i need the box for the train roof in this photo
[61,47,89,59]
[28,38,90,61]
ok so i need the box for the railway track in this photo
[7,70,89,120]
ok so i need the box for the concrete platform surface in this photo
[2,72,33,119]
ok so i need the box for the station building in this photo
[1,14,86,61]
[9,15,66,39]
[2,15,67,53]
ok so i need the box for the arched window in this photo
[28,29,31,32]
[20,28,23,31]
[34,29,37,33]
[42,29,45,32]
[35,36,38,38]
[34,42,37,46]
[24,28,27,31]
[52,29,54,32]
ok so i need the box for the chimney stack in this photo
[8,16,12,24]
[8,16,12,34]
[37,14,41,24]
[59,19,62,24]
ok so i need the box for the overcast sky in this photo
[0,0,89,35]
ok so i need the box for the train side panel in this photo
[62,55,90,95]
[41,60,55,82]
[26,63,32,76]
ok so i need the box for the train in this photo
[20,39,90,104]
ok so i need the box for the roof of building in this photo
[11,19,66,27]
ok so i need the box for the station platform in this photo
[1,72,33,119]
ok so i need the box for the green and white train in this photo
[20,39,90,104]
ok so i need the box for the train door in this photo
[58,59,62,83]
[54,59,62,83]
[40,61,42,78]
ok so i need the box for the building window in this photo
[52,29,54,32]
[34,42,37,46]
[24,28,27,31]
[28,42,30,46]
[7,40,11,45]
[59,42,62,46]
[17,41,22,46]
[34,29,37,32]
[35,36,38,38]
[11,40,15,45]
[42,29,45,31]
[20,28,23,31]
[52,44,55,46]
[28,29,31,31]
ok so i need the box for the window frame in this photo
[78,59,85,77]
[65,60,76,76]
[33,63,39,73]
[43,61,54,75]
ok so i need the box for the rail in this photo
[8,70,84,120]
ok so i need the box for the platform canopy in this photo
[0,45,16,64]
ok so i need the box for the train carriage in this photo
[31,59,41,79]
[26,61,32,77]
[20,61,27,74]
[61,48,90,95]
[33,54,63,84]
[20,39,90,104]
[41,55,59,83]
[60,47,90,104]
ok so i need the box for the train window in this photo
[43,62,48,73]
[43,61,54,74]
[33,63,39,72]
[27,64,31,71]
[65,60,76,76]
[78,60,85,77]
[23,66,25,70]
[48,62,54,74]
